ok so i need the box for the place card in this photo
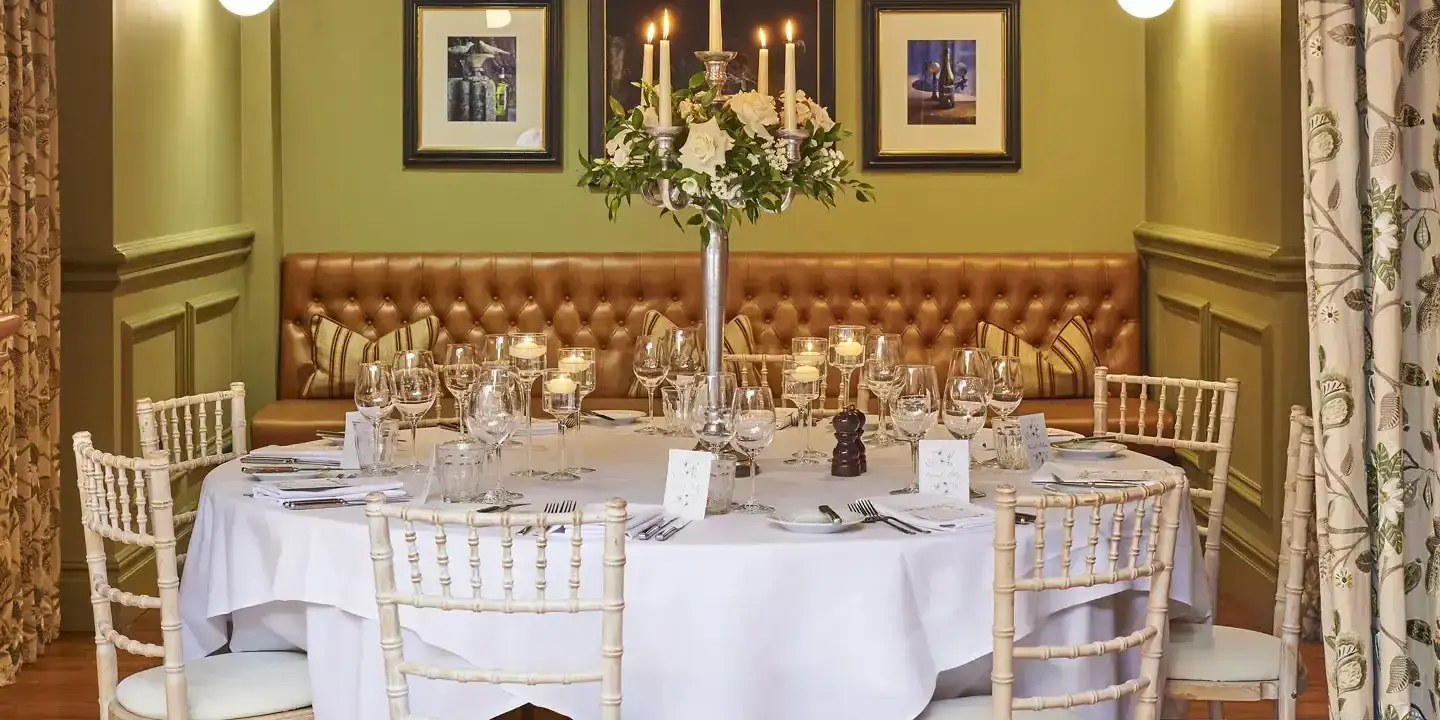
[1016,413,1051,472]
[663,449,713,520]
[340,411,364,470]
[918,439,970,498]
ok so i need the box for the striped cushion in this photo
[973,315,1097,399]
[630,311,759,396]
[302,315,439,398]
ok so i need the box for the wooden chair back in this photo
[990,470,1186,720]
[137,382,249,472]
[364,496,629,720]
[1273,408,1315,709]
[1092,367,1239,611]
[71,432,189,719]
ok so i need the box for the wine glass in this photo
[442,344,481,435]
[540,369,583,482]
[790,337,829,461]
[989,355,1024,423]
[730,386,777,513]
[480,334,512,364]
[633,335,669,435]
[828,325,867,409]
[950,347,992,384]
[506,332,548,478]
[862,333,904,447]
[944,375,990,468]
[468,364,524,504]
[781,358,824,466]
[666,327,704,385]
[354,361,397,476]
[393,363,439,472]
[558,347,597,473]
[889,365,940,495]
[688,371,738,454]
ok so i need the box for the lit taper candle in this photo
[709,0,723,51]
[641,23,655,95]
[659,10,672,127]
[757,29,769,96]
[783,20,797,129]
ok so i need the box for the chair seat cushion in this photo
[917,696,1084,719]
[1167,622,1282,682]
[115,651,313,720]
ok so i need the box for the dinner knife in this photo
[281,495,413,510]
[639,517,676,540]
[582,409,619,422]
[819,505,843,524]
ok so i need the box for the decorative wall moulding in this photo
[1133,222,1304,289]
[62,223,256,293]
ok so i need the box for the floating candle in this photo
[509,341,547,359]
[547,376,578,394]
[792,365,822,383]
[834,341,864,358]
[558,357,590,373]
[794,351,825,366]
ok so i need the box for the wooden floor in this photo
[0,594,1328,719]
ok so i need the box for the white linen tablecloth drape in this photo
[180,425,1208,720]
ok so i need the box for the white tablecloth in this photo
[179,423,1208,720]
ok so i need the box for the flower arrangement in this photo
[578,73,875,232]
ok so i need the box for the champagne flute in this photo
[392,363,438,472]
[688,371,738,454]
[988,355,1024,423]
[828,325,867,410]
[354,361,397,476]
[468,364,524,504]
[790,337,829,461]
[558,347,597,473]
[506,331,548,478]
[730,386,777,513]
[540,369,583,482]
[633,336,669,435]
[889,365,939,495]
[442,344,481,435]
[781,358,824,466]
[863,333,904,447]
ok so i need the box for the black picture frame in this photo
[587,0,836,158]
[860,0,1020,170]
[403,0,564,167]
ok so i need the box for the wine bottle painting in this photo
[906,39,976,126]
[446,36,519,123]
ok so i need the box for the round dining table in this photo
[179,419,1209,720]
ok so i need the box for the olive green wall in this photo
[279,0,1147,253]
[1137,0,1308,623]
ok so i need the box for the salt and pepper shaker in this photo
[830,407,866,477]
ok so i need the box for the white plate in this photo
[1052,440,1126,460]
[767,508,864,534]
[247,469,328,482]
[584,410,646,426]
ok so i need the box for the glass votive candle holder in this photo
[356,419,400,474]
[706,456,736,515]
[434,439,487,503]
[993,419,1028,470]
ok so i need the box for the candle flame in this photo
[758,28,767,47]
[647,22,656,42]
[662,9,670,38]
[785,20,793,42]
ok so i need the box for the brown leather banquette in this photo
[253,252,1148,447]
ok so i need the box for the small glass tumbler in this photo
[706,455,736,516]
[994,419,1028,470]
[662,386,686,436]
[434,439,487,503]
[356,419,400,474]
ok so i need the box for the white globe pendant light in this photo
[219,0,276,16]
[1118,0,1175,18]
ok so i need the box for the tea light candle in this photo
[834,340,864,358]
[558,357,589,373]
[792,365,821,383]
[547,376,578,394]
[509,340,547,359]
[794,350,825,366]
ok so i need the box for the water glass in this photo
[706,455,736,516]
[442,344,481,434]
[989,355,1024,421]
[356,419,399,475]
[661,386,687,436]
[730,386,777,513]
[434,439,486,503]
[889,365,939,495]
[994,419,1028,470]
[393,365,439,471]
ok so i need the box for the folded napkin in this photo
[248,442,344,464]
[553,503,665,537]
[525,420,561,436]
[252,478,405,502]
[867,494,995,532]
[1038,462,1167,486]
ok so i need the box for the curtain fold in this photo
[0,0,60,685]
[1303,1,1440,718]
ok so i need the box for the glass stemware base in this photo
[784,454,826,466]
[732,498,774,514]
[889,484,919,495]
[477,486,524,504]
[511,468,547,477]
[568,466,597,474]
[543,469,582,482]
[392,462,428,473]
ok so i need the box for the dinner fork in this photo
[520,501,575,535]
[857,499,931,534]
[847,501,916,535]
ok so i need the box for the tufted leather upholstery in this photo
[255,252,1143,446]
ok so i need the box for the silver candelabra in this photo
[639,49,811,478]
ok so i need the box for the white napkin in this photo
[1038,462,1167,485]
[867,494,995,532]
[553,503,665,537]
[525,420,562,436]
[252,478,405,501]
[249,442,344,464]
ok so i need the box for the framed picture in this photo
[861,0,1020,169]
[403,0,563,166]
[588,0,836,157]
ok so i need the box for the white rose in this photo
[725,91,778,138]
[678,117,734,177]
[606,129,635,166]
[805,98,835,132]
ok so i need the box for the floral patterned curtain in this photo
[0,0,60,685]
